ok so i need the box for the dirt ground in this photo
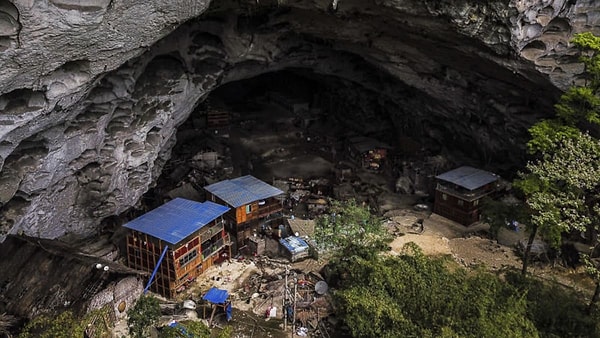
[386,211,525,270]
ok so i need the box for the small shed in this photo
[279,236,311,262]
[346,136,391,171]
[202,287,232,324]
[433,166,499,226]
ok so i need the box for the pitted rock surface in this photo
[0,0,597,239]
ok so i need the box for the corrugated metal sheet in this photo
[279,236,310,254]
[435,166,498,191]
[123,198,230,245]
[204,175,284,208]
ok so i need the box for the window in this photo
[246,205,252,214]
[473,199,479,206]
[457,200,464,206]
[442,194,447,201]
[179,249,198,267]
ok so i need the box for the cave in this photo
[0,0,578,241]
[0,0,595,328]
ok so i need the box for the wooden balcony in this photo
[202,233,231,261]
[256,202,282,218]
[200,222,225,243]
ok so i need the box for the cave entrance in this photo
[143,68,415,213]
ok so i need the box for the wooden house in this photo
[346,136,391,171]
[123,198,231,298]
[433,166,499,226]
[204,175,284,251]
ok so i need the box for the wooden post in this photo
[292,279,297,336]
[209,305,217,327]
[284,265,288,331]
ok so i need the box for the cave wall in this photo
[0,0,597,240]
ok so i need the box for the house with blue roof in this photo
[123,198,231,298]
[433,166,499,226]
[204,175,284,251]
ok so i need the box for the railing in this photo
[201,234,231,261]
[200,222,225,243]
[436,183,492,201]
[257,203,282,218]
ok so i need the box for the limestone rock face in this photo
[0,0,597,240]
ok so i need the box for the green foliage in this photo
[18,311,85,338]
[505,271,599,337]
[216,325,233,338]
[572,32,600,91]
[517,32,600,267]
[526,119,581,154]
[555,87,600,125]
[525,32,600,155]
[314,199,392,259]
[158,320,211,338]
[517,133,600,248]
[332,243,539,338]
[127,295,161,338]
[160,326,186,338]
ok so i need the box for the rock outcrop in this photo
[0,0,597,239]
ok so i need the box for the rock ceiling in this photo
[0,0,597,239]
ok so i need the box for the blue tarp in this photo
[123,198,230,245]
[226,302,232,321]
[279,236,310,254]
[435,166,498,191]
[204,175,284,208]
[168,321,192,337]
[203,287,229,304]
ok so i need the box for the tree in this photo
[516,132,600,274]
[314,199,392,259]
[127,295,161,338]
[332,243,539,337]
[515,32,600,275]
[18,311,85,338]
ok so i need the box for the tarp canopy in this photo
[203,287,229,304]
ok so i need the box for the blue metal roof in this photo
[279,236,310,254]
[122,198,230,245]
[204,175,284,208]
[435,166,498,191]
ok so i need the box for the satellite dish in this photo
[315,281,328,295]
[103,266,110,271]
[95,263,103,269]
